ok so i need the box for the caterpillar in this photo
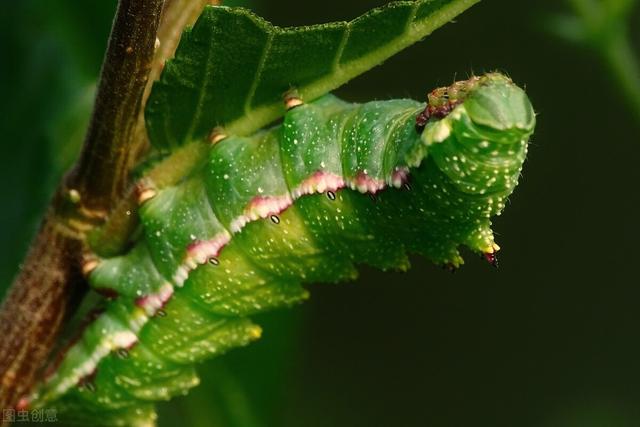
[27,73,535,425]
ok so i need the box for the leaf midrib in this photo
[225,0,480,136]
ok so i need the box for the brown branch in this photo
[67,0,166,211]
[0,210,84,411]
[0,0,165,410]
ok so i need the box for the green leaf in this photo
[146,0,480,150]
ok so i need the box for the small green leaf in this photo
[146,0,480,150]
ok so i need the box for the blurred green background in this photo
[2,1,640,426]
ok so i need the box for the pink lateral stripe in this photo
[135,282,174,316]
[137,167,412,333]
[230,194,293,232]
[349,171,386,194]
[291,171,346,198]
[185,234,231,266]
[391,167,410,188]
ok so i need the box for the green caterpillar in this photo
[27,73,534,425]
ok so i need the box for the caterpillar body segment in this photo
[31,74,535,424]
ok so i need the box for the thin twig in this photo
[67,0,166,211]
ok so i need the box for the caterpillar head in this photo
[420,73,536,196]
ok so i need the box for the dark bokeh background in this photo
[2,1,639,426]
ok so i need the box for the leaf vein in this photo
[188,34,216,141]
[244,32,275,114]
[333,26,351,70]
